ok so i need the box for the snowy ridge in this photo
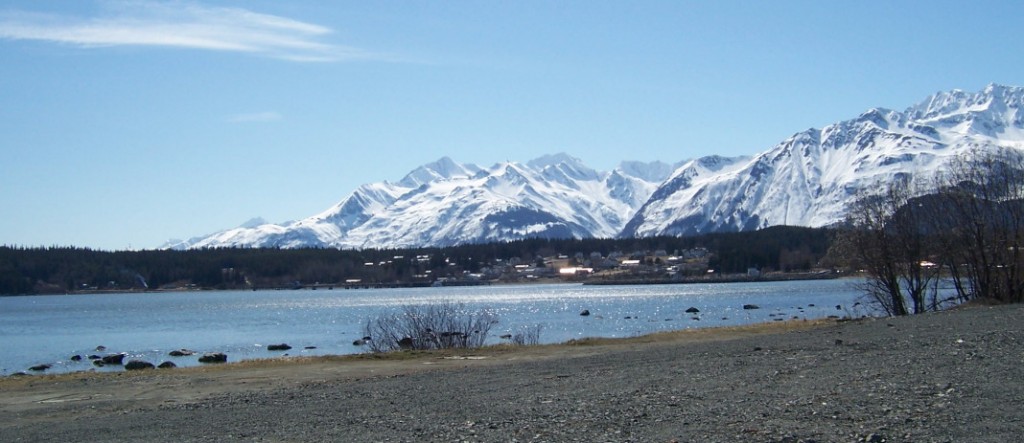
[167,155,677,249]
[621,83,1024,237]
[167,84,1024,249]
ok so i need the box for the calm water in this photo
[0,279,874,375]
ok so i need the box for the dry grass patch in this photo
[565,318,838,347]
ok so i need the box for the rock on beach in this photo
[100,354,126,365]
[197,353,227,364]
[124,360,155,371]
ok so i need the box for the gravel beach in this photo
[1,303,1022,442]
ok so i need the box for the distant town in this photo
[0,226,832,295]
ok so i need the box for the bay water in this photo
[0,279,874,375]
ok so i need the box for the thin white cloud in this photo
[0,1,372,62]
[227,111,282,123]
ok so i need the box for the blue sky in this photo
[2,0,1022,250]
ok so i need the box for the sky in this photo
[1,0,1023,251]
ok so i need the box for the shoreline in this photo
[4,271,851,297]
[2,304,1022,441]
[2,316,835,380]
[582,271,840,286]
[1,278,868,377]
[4,315,842,379]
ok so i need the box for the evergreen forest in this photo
[0,226,832,295]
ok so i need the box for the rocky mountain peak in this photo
[167,85,1024,250]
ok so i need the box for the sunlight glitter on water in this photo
[0,280,871,375]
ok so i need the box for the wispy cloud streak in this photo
[0,1,370,62]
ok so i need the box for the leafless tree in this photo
[933,149,1024,303]
[839,148,1024,314]
[836,175,941,315]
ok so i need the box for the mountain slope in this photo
[168,84,1024,249]
[341,156,677,248]
[621,83,1024,237]
[167,155,677,249]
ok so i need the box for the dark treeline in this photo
[0,225,832,295]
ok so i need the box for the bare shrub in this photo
[361,302,497,353]
[510,324,544,346]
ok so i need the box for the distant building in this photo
[559,267,593,276]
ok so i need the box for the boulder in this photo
[863,433,886,443]
[168,349,196,357]
[28,364,51,372]
[352,339,367,346]
[157,361,177,369]
[267,343,292,351]
[101,354,126,365]
[198,352,228,364]
[87,354,101,360]
[70,355,83,361]
[304,346,317,350]
[685,307,700,313]
[124,360,155,370]
[742,304,760,310]
[579,309,591,316]
[398,337,414,350]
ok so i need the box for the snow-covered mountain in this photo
[168,84,1024,249]
[621,83,1024,237]
[167,154,677,249]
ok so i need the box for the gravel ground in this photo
[2,304,1023,442]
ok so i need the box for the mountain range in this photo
[165,84,1024,250]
